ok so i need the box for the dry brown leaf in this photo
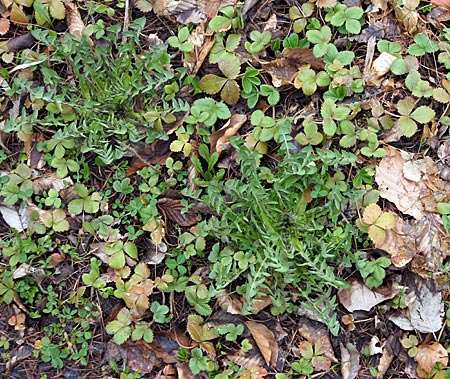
[0,17,9,35]
[154,0,236,24]
[431,0,450,9]
[10,3,28,24]
[65,2,84,40]
[216,290,243,314]
[316,0,337,8]
[377,218,415,267]
[261,48,324,87]
[415,342,448,378]
[176,362,195,379]
[245,321,278,367]
[157,198,197,226]
[190,35,215,75]
[377,335,397,379]
[210,114,247,154]
[126,137,174,177]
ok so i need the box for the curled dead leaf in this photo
[415,341,448,378]
[371,52,397,79]
[210,114,247,154]
[66,2,84,40]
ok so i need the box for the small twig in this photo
[121,0,130,44]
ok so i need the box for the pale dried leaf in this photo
[375,146,428,220]
[369,336,383,355]
[341,342,360,379]
[371,52,397,78]
[32,173,73,194]
[415,342,448,378]
[66,2,84,40]
[431,0,450,9]
[0,203,30,231]
[13,263,46,284]
[377,336,396,379]
[338,279,401,312]
[245,321,278,367]
[210,114,247,154]
[388,314,414,331]
[408,276,444,333]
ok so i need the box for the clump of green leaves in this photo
[329,4,364,34]
[197,136,364,334]
[5,18,187,165]
[395,98,435,137]
[289,3,315,33]
[361,204,397,245]
[199,54,241,104]
[245,30,272,54]
[356,256,391,288]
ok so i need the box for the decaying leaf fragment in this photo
[65,2,84,40]
[338,279,401,312]
[375,146,435,220]
[261,48,324,87]
[340,342,360,379]
[415,341,448,378]
[370,52,397,79]
[408,276,444,333]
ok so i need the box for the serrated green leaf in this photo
[323,119,337,136]
[433,87,450,103]
[398,116,417,137]
[68,199,84,215]
[170,140,185,152]
[302,80,317,96]
[109,251,125,269]
[225,34,241,51]
[375,212,396,229]
[368,225,386,245]
[221,79,240,105]
[209,15,231,32]
[219,54,241,79]
[199,75,226,94]
[339,134,356,148]
[49,0,65,19]
[410,106,435,123]
[396,99,414,116]
[438,202,450,215]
